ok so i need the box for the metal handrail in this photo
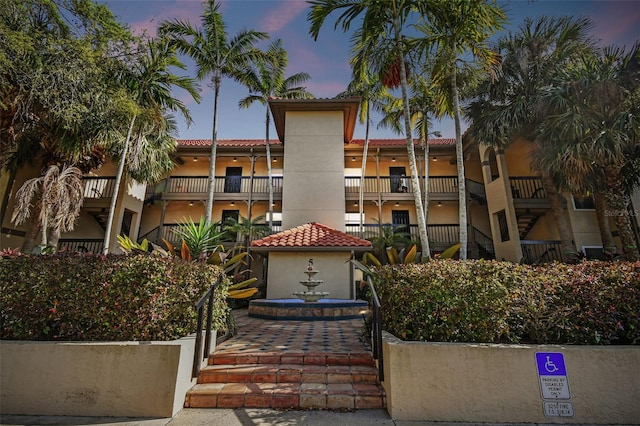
[192,277,222,379]
[366,276,384,382]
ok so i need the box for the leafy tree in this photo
[416,0,506,259]
[102,39,200,254]
[308,0,431,261]
[159,0,267,224]
[467,16,596,262]
[238,39,313,229]
[537,44,640,260]
[0,0,134,251]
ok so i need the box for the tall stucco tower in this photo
[269,98,360,231]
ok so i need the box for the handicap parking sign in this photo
[536,352,571,400]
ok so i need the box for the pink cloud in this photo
[590,2,640,46]
[261,0,309,33]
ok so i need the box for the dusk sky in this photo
[101,0,640,141]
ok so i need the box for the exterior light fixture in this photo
[437,201,442,207]
[230,202,235,206]
[233,157,237,162]
[352,157,356,161]
[189,201,194,206]
[432,156,437,161]
[392,157,396,162]
[193,157,198,162]
[395,202,399,206]
[273,157,277,162]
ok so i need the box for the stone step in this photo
[198,363,379,385]
[209,351,375,367]
[185,382,386,410]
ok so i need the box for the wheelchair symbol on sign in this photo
[544,356,559,373]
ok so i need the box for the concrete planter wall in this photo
[382,332,640,424]
[0,333,214,418]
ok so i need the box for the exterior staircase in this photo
[184,309,385,410]
[185,349,385,410]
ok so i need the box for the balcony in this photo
[146,176,284,202]
[345,223,460,248]
[344,176,459,201]
[83,177,116,199]
[520,240,563,264]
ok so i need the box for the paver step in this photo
[198,363,379,385]
[185,382,386,410]
[209,351,375,367]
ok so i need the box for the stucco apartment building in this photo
[2,98,639,266]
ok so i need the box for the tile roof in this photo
[177,138,453,147]
[177,139,282,147]
[348,138,456,147]
[251,222,372,249]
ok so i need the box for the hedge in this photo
[371,260,640,345]
[0,252,230,341]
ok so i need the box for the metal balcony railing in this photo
[521,240,563,264]
[59,239,104,254]
[509,176,546,199]
[83,177,116,199]
[146,176,284,197]
[344,176,459,194]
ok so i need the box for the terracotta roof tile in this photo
[251,222,372,249]
[348,138,456,147]
[177,139,281,147]
[177,138,453,147]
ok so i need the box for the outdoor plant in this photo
[369,260,640,345]
[0,251,230,341]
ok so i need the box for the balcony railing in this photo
[521,240,563,264]
[147,176,283,197]
[510,176,546,199]
[345,223,460,244]
[83,177,116,199]
[345,176,459,194]
[59,239,104,254]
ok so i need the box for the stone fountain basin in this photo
[248,298,368,321]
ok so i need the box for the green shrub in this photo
[371,260,640,345]
[0,252,230,341]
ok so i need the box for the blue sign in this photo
[536,352,567,376]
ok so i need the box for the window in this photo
[495,209,510,242]
[573,194,595,210]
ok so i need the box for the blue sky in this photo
[102,0,640,141]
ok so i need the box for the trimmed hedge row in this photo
[0,252,230,341]
[372,260,640,345]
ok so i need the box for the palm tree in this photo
[378,73,442,259]
[102,39,200,254]
[11,164,84,251]
[337,56,385,238]
[308,0,431,262]
[537,44,640,261]
[160,0,267,225]
[238,39,313,230]
[416,0,506,260]
[467,16,596,263]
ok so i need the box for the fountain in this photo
[292,259,329,302]
[247,258,368,321]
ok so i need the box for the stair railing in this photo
[366,276,384,382]
[192,277,223,379]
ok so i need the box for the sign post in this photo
[535,352,574,418]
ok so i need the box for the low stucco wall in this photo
[0,333,212,418]
[382,332,640,423]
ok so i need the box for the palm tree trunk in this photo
[265,108,273,230]
[48,227,61,249]
[393,12,429,262]
[103,114,137,255]
[359,109,370,236]
[21,220,41,253]
[422,121,431,259]
[603,167,639,261]
[540,170,578,262]
[594,192,618,258]
[451,65,468,260]
[205,79,220,225]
